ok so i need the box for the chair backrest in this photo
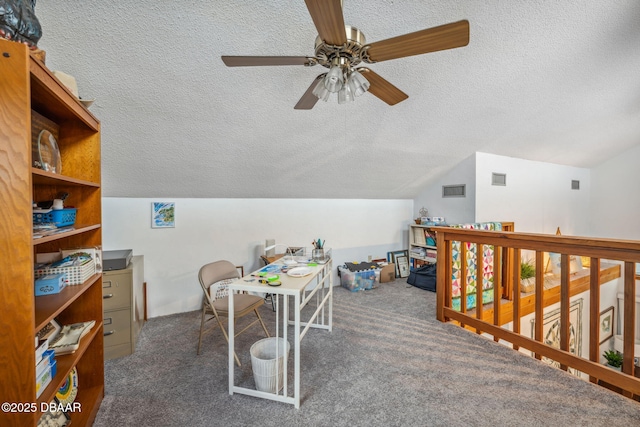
[198,260,241,303]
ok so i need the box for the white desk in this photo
[228,259,333,408]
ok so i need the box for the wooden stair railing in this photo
[433,227,640,399]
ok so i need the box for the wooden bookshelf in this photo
[0,39,104,426]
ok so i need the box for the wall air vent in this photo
[492,173,507,186]
[442,184,466,198]
[571,180,580,190]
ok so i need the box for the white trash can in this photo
[250,337,290,393]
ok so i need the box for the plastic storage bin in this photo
[250,337,290,393]
[338,265,379,291]
[33,208,77,227]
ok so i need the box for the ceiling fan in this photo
[221,0,469,109]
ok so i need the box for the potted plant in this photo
[603,349,623,371]
[520,259,536,293]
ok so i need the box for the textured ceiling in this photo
[34,0,640,199]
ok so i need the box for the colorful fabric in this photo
[450,222,502,311]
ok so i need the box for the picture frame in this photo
[236,265,245,278]
[599,306,614,344]
[396,256,410,278]
[530,298,583,377]
[388,250,409,277]
[151,202,175,228]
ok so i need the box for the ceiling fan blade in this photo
[294,75,324,110]
[358,68,408,106]
[364,20,469,63]
[221,56,314,67]
[304,0,347,45]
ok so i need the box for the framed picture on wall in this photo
[151,202,175,228]
[599,306,614,344]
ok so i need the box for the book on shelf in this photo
[48,321,96,355]
[33,226,75,239]
[36,319,62,346]
[412,227,426,245]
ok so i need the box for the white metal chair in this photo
[197,260,269,366]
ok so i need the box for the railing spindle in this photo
[476,243,484,333]
[623,262,636,380]
[436,232,448,322]
[460,242,467,319]
[534,251,544,360]
[513,248,521,350]
[560,253,570,371]
[493,245,502,341]
[589,257,601,384]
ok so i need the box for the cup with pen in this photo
[312,239,325,262]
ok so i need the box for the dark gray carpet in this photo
[94,280,640,426]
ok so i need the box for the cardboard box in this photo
[35,273,66,296]
[378,263,396,283]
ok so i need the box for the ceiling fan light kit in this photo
[348,69,370,97]
[221,0,469,109]
[311,74,331,101]
[338,81,353,104]
[312,56,371,104]
[324,58,346,92]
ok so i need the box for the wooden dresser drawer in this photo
[103,308,132,348]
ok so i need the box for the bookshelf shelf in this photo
[409,224,438,269]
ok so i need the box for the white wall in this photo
[413,152,591,233]
[589,143,640,240]
[413,153,476,224]
[589,143,640,339]
[475,152,591,234]
[102,198,412,318]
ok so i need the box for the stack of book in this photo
[411,247,427,258]
[34,319,95,399]
[35,343,56,399]
[35,320,61,398]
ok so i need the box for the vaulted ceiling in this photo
[35,1,640,199]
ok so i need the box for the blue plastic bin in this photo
[33,208,77,227]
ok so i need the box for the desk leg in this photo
[228,292,235,395]
[281,293,287,398]
[328,265,333,332]
[294,292,301,408]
